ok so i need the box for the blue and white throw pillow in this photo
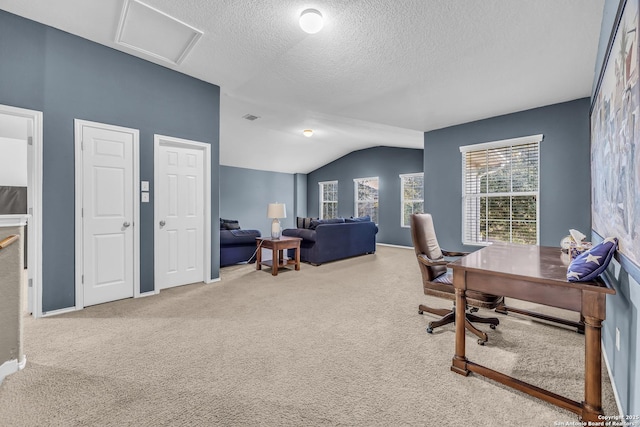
[567,237,618,282]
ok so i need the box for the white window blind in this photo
[354,177,379,223]
[400,173,424,227]
[460,135,541,245]
[319,181,338,219]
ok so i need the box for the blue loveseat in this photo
[282,217,378,265]
[220,219,261,267]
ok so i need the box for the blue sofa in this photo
[220,225,261,267]
[282,217,378,265]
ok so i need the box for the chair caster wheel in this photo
[477,339,486,346]
[490,324,497,329]
[426,326,433,334]
[418,310,424,315]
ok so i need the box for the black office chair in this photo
[410,213,503,344]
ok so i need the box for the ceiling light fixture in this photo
[303,129,314,137]
[299,9,323,34]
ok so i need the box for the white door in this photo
[77,120,138,307]
[156,140,204,289]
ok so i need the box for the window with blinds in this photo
[400,173,424,227]
[460,135,541,245]
[354,177,379,223]
[319,180,338,219]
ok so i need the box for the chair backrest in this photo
[410,213,447,280]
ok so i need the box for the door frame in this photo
[74,119,141,309]
[154,134,211,292]
[0,104,43,318]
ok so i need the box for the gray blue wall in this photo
[307,146,423,247]
[220,166,295,237]
[593,0,640,415]
[294,173,308,219]
[424,98,591,252]
[0,11,221,312]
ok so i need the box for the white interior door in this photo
[77,120,138,307]
[156,139,205,289]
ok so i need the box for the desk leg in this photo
[451,287,469,376]
[295,245,300,271]
[581,314,604,422]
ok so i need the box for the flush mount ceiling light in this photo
[299,9,323,34]
[303,129,314,137]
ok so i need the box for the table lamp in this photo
[267,203,286,239]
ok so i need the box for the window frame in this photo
[459,134,542,246]
[318,180,338,219]
[353,176,379,224]
[400,172,424,228]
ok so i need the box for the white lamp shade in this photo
[299,9,323,34]
[267,203,286,219]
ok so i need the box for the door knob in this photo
[159,220,166,227]
[123,221,131,228]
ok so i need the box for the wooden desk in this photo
[449,244,615,422]
[256,236,302,276]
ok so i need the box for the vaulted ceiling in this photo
[0,0,605,173]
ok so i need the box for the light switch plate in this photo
[141,181,149,191]
[141,192,149,203]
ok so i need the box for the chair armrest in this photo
[441,250,469,257]
[417,254,448,267]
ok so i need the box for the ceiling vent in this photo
[242,114,260,121]
[116,0,203,65]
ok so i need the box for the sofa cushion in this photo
[296,216,318,229]
[309,217,345,229]
[229,229,259,237]
[220,229,260,245]
[345,215,371,223]
[282,228,316,242]
[220,218,241,230]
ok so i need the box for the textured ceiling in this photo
[0,0,605,173]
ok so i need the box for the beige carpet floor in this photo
[0,246,618,426]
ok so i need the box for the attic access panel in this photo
[116,0,202,65]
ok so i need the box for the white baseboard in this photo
[376,243,413,250]
[0,359,18,384]
[0,355,26,385]
[602,342,624,417]
[41,306,78,317]
[205,277,221,284]
[138,291,156,298]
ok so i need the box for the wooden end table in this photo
[256,236,302,276]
